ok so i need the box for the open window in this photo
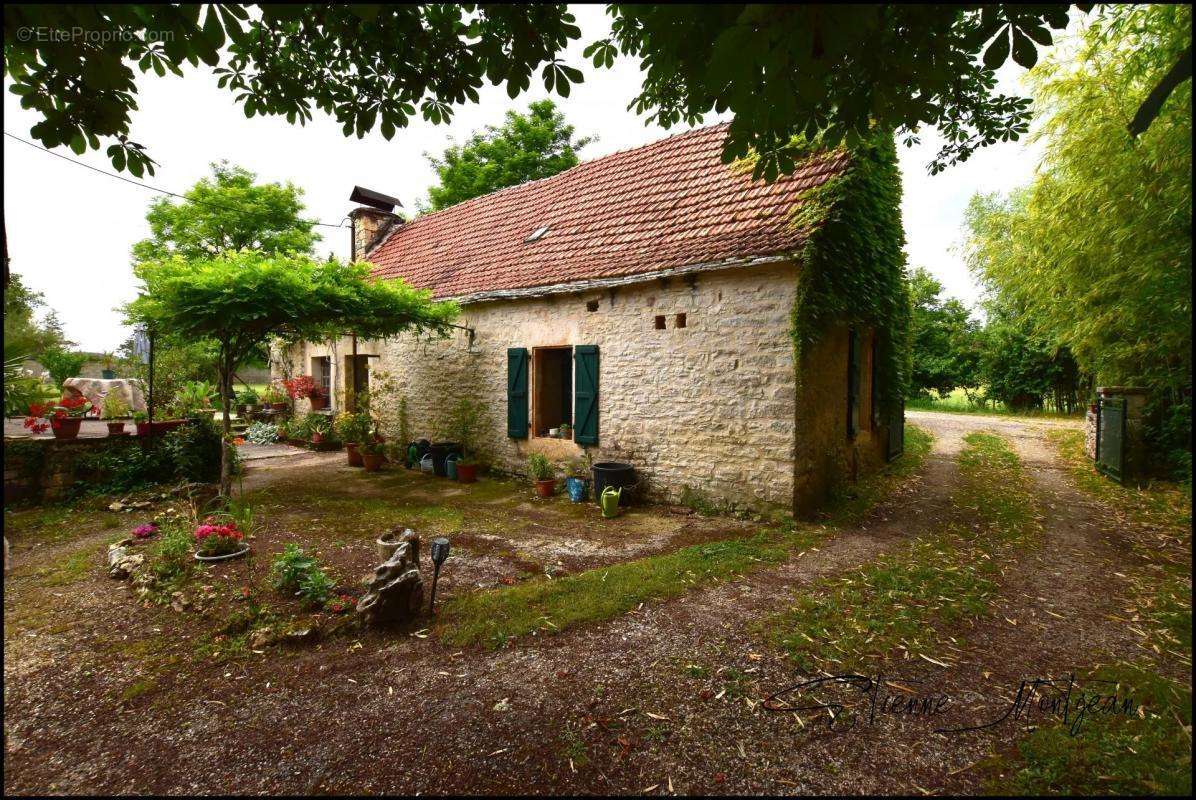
[533,347,572,437]
[507,345,599,444]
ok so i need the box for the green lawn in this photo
[908,387,1082,420]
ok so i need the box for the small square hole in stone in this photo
[586,300,599,312]
[675,313,687,328]
[654,315,666,330]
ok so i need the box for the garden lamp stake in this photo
[429,537,450,615]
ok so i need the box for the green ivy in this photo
[788,132,910,414]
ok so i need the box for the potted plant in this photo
[359,438,386,472]
[310,414,332,445]
[284,375,327,410]
[100,391,131,435]
[100,352,117,380]
[335,412,371,466]
[235,387,260,416]
[132,410,149,436]
[565,453,592,503]
[25,395,92,439]
[174,381,216,419]
[441,398,486,483]
[559,422,572,440]
[528,452,556,498]
[260,382,288,411]
[193,517,249,562]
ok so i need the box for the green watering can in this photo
[600,486,623,518]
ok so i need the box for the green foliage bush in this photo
[73,418,234,495]
[40,348,88,387]
[270,543,335,608]
[150,524,195,581]
[527,452,554,481]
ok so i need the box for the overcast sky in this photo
[4,5,1055,353]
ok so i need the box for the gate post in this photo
[1096,386,1149,482]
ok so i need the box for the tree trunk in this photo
[219,352,234,497]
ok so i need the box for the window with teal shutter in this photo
[573,345,599,445]
[507,347,528,439]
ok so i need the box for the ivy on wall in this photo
[788,132,911,415]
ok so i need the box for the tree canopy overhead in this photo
[125,251,458,493]
[424,100,593,212]
[6,3,1114,181]
[131,162,319,262]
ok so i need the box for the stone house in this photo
[277,124,908,515]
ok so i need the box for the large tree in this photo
[907,267,980,399]
[424,100,592,211]
[132,162,319,262]
[964,5,1191,402]
[125,252,458,495]
[3,272,69,361]
[5,4,1115,181]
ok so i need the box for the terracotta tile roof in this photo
[366,123,850,300]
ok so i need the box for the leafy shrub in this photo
[161,417,227,483]
[270,543,317,593]
[235,387,259,406]
[245,421,278,444]
[73,418,234,495]
[527,452,554,481]
[150,524,195,580]
[298,568,336,608]
[40,348,88,387]
[270,543,336,608]
[100,391,131,419]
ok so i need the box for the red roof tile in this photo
[366,123,849,299]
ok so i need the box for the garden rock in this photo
[107,539,145,580]
[356,541,424,625]
[249,628,276,649]
[170,591,191,613]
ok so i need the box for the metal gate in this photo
[886,398,905,461]
[1096,396,1127,482]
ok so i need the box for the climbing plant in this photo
[788,132,910,415]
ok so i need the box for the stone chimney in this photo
[349,207,401,261]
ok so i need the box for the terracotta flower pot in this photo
[534,478,556,498]
[346,442,363,467]
[456,463,478,483]
[50,417,82,439]
[271,402,288,412]
[361,452,384,472]
[106,421,126,436]
[309,395,328,411]
[311,432,324,445]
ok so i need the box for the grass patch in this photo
[823,424,932,526]
[29,548,94,587]
[438,526,821,648]
[1047,428,1191,533]
[437,425,935,648]
[908,388,1082,420]
[119,677,158,703]
[764,431,1038,671]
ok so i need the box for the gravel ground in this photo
[4,411,1186,795]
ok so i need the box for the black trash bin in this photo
[429,442,462,477]
[591,462,636,507]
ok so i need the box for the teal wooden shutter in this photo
[507,348,529,439]
[847,329,860,438]
[574,345,599,445]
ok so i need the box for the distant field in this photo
[907,388,1083,420]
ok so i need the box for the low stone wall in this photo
[3,435,139,503]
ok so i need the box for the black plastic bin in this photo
[591,461,636,507]
[429,442,462,477]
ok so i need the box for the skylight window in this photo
[525,225,550,243]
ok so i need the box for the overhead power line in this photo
[3,131,347,229]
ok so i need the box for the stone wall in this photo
[792,325,887,515]
[283,263,802,512]
[3,436,135,503]
[279,261,889,515]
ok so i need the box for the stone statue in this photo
[356,531,424,625]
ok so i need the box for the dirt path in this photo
[3,412,1184,795]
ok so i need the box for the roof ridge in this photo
[402,121,731,227]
